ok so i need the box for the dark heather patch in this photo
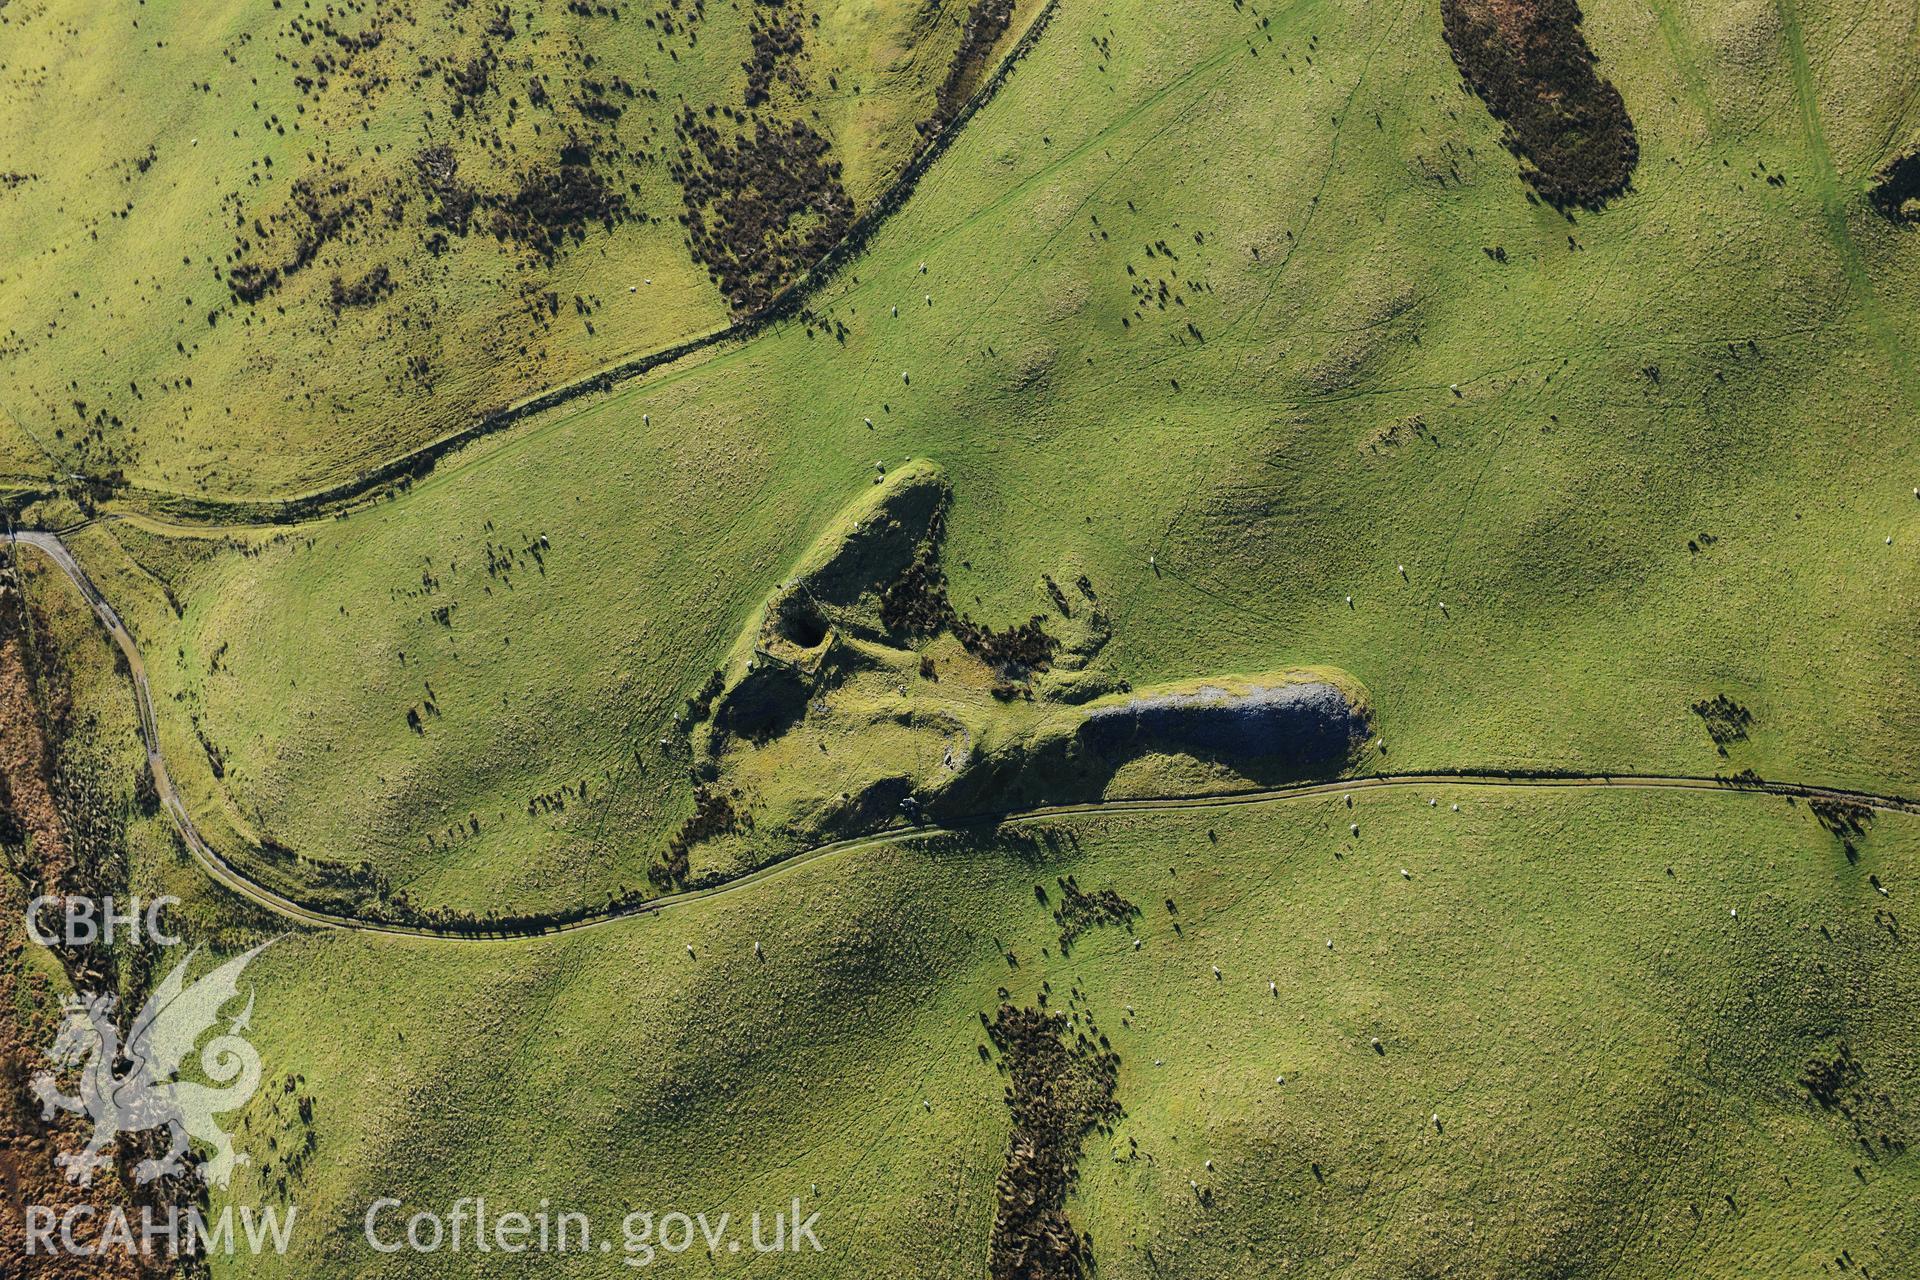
[986,1004,1121,1280]
[486,156,629,262]
[1798,1042,1911,1159]
[329,264,395,310]
[919,0,1017,147]
[1440,0,1638,209]
[744,1,808,109]
[1051,876,1137,948]
[229,176,374,303]
[1871,146,1920,222]
[877,501,1060,672]
[671,111,855,313]
[1689,694,1752,752]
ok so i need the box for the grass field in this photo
[168,787,1918,1277]
[4,0,1920,1274]
[0,0,1040,499]
[78,0,1920,920]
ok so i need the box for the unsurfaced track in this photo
[7,528,1912,943]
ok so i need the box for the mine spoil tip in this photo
[1077,680,1369,769]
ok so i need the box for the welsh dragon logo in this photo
[30,942,273,1189]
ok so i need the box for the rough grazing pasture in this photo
[118,789,1920,1279]
[0,0,1039,499]
[3,0,1920,1275]
[88,0,1920,923]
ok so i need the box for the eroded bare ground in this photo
[1440,0,1638,209]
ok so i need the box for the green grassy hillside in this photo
[94,0,1920,920]
[6,0,1920,1274]
[0,0,1041,499]
[183,787,1918,1277]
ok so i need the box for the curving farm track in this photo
[6,528,1913,943]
